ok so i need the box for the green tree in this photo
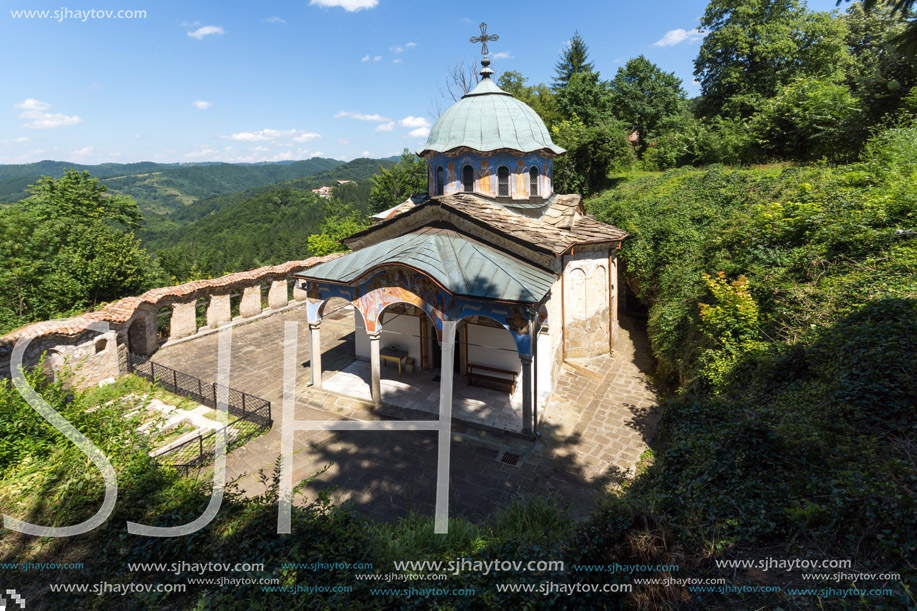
[749,77,864,161]
[497,71,563,129]
[556,71,614,126]
[845,0,917,55]
[0,171,160,332]
[551,116,635,195]
[694,0,851,117]
[608,55,688,149]
[368,149,427,214]
[844,1,917,125]
[552,30,595,90]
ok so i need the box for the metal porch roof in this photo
[295,227,555,303]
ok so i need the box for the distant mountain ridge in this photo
[0,157,351,208]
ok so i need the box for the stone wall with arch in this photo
[0,255,342,387]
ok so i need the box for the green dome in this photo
[420,77,565,156]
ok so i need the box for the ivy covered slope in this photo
[589,128,916,591]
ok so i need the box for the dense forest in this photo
[0,157,392,333]
[0,0,915,608]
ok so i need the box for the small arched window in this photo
[529,166,539,196]
[497,166,510,196]
[462,165,474,192]
[435,166,444,196]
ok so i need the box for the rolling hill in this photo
[0,158,346,213]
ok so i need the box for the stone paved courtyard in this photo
[151,304,660,523]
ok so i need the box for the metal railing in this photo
[127,353,272,476]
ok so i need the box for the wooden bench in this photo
[466,363,518,394]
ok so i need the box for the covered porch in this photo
[294,227,555,437]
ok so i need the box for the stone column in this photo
[170,301,197,340]
[520,353,533,436]
[368,330,382,407]
[309,322,322,390]
[292,280,308,302]
[207,293,231,327]
[438,321,457,423]
[434,319,457,534]
[268,279,288,310]
[239,285,262,318]
[127,308,158,355]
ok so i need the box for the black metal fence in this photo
[127,353,273,476]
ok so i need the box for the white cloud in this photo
[361,150,371,157]
[192,100,212,110]
[188,25,224,40]
[229,131,272,142]
[222,129,321,146]
[15,99,82,129]
[292,131,321,143]
[407,127,430,138]
[391,45,404,54]
[491,51,512,59]
[392,58,403,64]
[309,0,378,12]
[335,110,391,122]
[338,138,349,145]
[185,148,218,159]
[405,42,416,48]
[653,28,703,47]
[399,116,431,129]
[311,151,324,157]
[71,146,93,157]
[15,98,50,111]
[265,16,285,23]
[133,134,142,139]
[375,121,394,132]
[3,137,30,143]
[361,54,370,62]
[373,55,382,62]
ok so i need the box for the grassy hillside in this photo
[584,128,916,606]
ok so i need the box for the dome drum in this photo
[427,151,553,202]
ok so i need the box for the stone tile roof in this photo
[350,193,627,257]
[0,254,342,346]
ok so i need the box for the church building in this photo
[295,34,627,438]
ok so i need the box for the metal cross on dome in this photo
[470,22,499,56]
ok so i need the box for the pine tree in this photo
[552,30,595,90]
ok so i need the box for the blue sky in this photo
[1,0,844,164]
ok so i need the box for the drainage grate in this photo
[499,452,520,466]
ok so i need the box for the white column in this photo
[520,353,533,436]
[309,322,322,389]
[368,330,382,407]
[435,320,457,534]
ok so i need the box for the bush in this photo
[749,77,865,162]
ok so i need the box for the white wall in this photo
[379,310,422,365]
[354,309,423,366]
[465,322,520,373]
[536,330,552,405]
[354,310,369,360]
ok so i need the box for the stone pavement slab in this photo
[151,303,660,522]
